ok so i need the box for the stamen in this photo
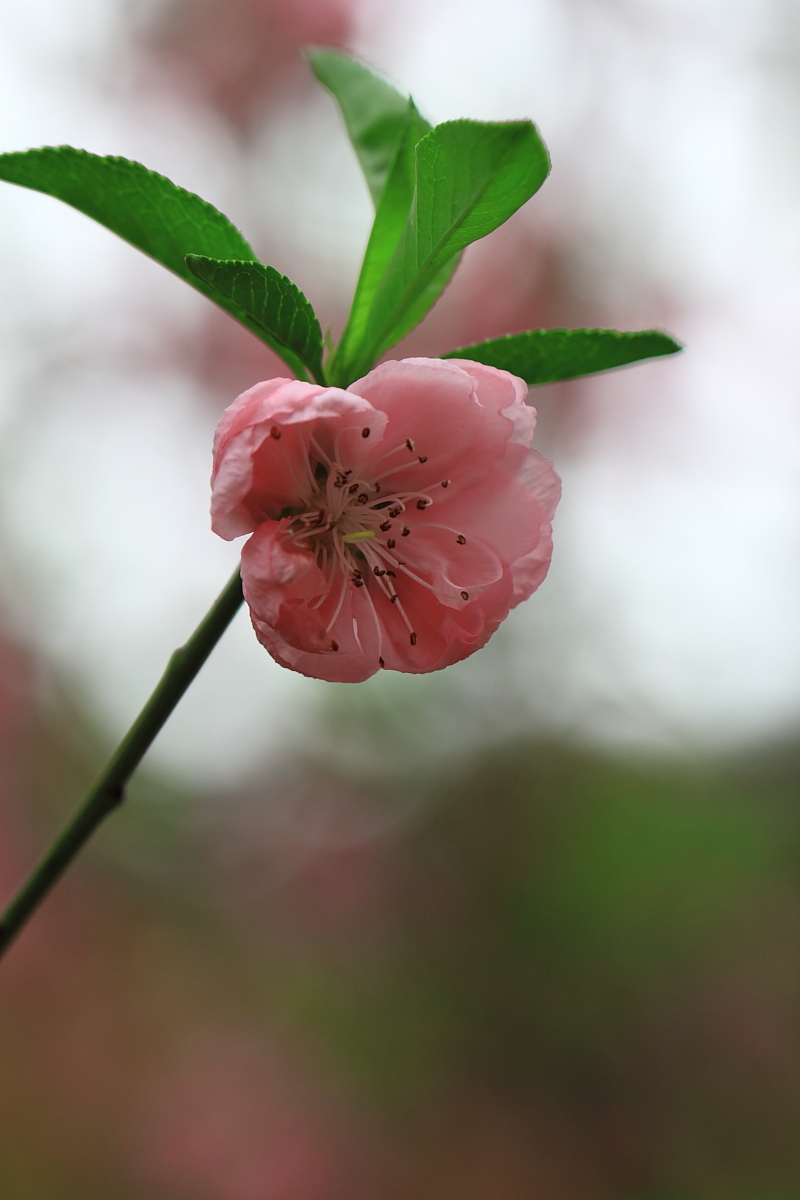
[360,578,384,661]
[277,437,313,502]
[325,570,349,633]
[410,632,417,645]
[402,527,411,537]
[441,480,450,488]
[330,640,339,651]
[378,656,385,668]
[309,433,331,468]
[461,591,469,601]
[370,541,466,603]
[387,538,396,549]
[361,441,410,472]
[380,520,391,532]
[405,438,415,451]
[348,482,359,494]
[418,456,427,463]
[416,498,431,510]
[370,460,424,485]
[413,521,471,543]
[388,505,403,518]
[370,563,417,643]
[362,427,370,438]
[356,493,369,505]
[294,428,318,494]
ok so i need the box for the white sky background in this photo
[1,0,800,786]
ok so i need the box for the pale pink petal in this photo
[389,524,504,604]
[211,381,386,539]
[510,525,556,605]
[374,569,514,673]
[441,358,537,446]
[347,359,501,495]
[518,447,562,520]
[241,523,382,682]
[417,469,542,567]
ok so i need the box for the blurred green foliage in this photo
[4,685,800,1197]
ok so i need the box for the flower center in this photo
[278,432,469,659]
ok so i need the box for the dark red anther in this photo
[270,425,281,439]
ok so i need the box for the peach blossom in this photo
[211,358,560,682]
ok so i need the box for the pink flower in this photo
[211,357,561,682]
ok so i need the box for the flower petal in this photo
[346,359,507,495]
[241,522,383,682]
[440,357,537,446]
[211,380,386,538]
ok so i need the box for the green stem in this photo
[0,567,245,960]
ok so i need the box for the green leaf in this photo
[186,257,325,384]
[444,328,683,384]
[332,119,551,386]
[0,146,326,380]
[0,146,257,298]
[307,48,411,208]
[329,99,437,384]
